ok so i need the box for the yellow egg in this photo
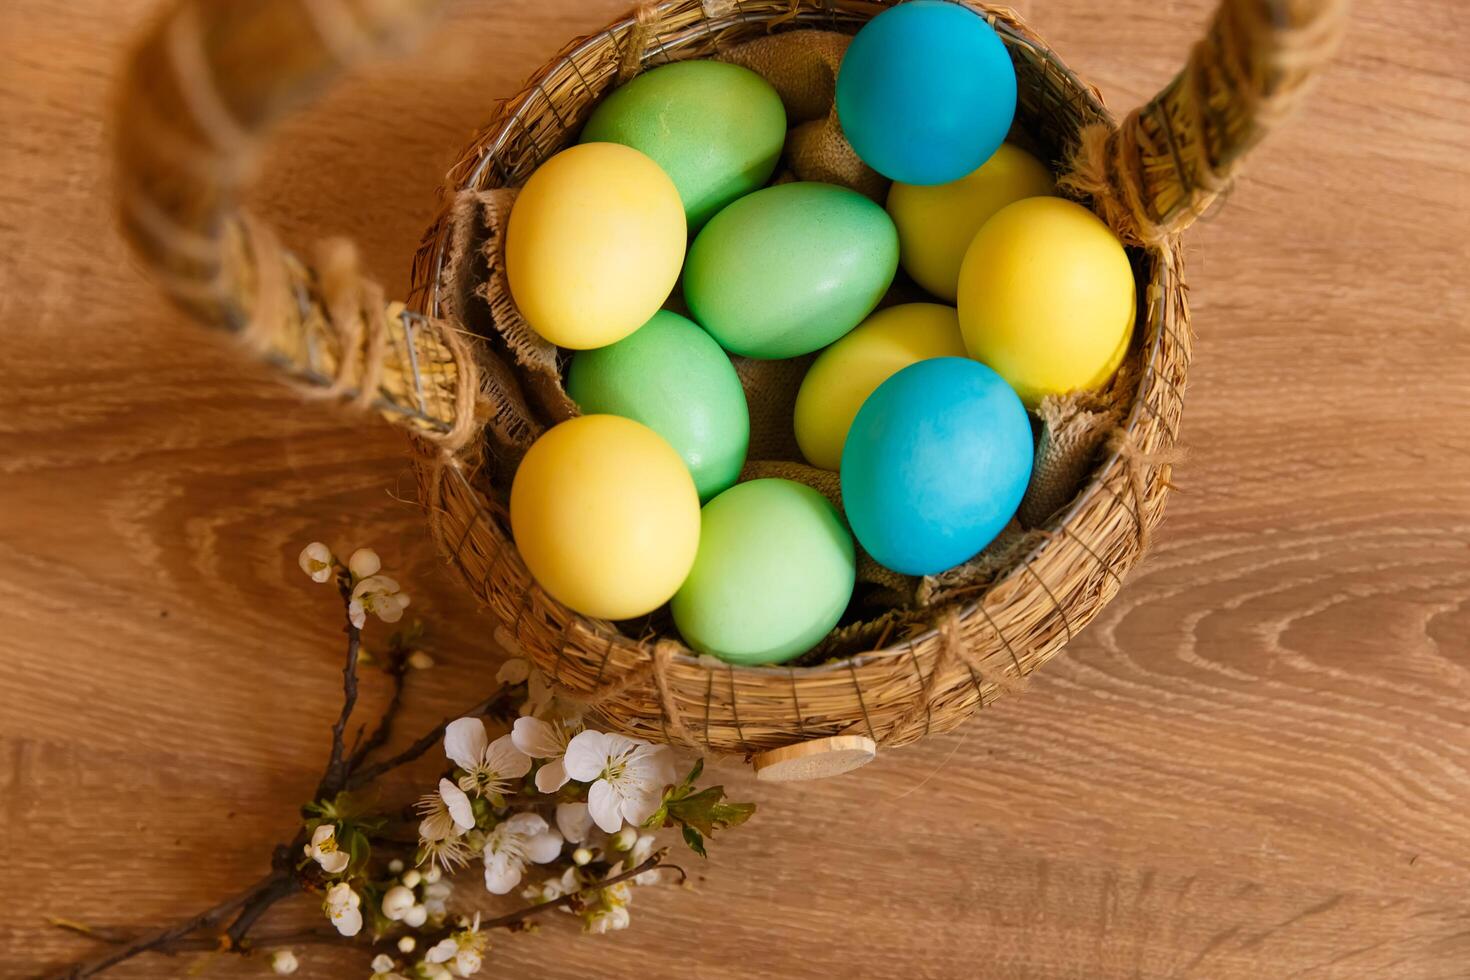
[886,144,1054,302]
[506,143,686,349]
[510,415,700,620]
[957,196,1135,408]
[794,303,967,470]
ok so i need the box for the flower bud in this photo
[400,868,422,889]
[380,884,415,921]
[572,847,594,866]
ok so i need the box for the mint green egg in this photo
[580,60,786,231]
[672,479,855,665]
[683,182,900,359]
[566,311,748,501]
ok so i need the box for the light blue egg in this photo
[840,357,1033,575]
[835,0,1017,186]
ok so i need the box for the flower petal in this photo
[348,600,366,630]
[525,830,564,865]
[348,548,381,579]
[319,850,350,875]
[503,811,548,836]
[376,600,405,624]
[425,937,460,963]
[496,657,530,684]
[485,733,532,779]
[483,853,523,895]
[439,778,475,831]
[586,779,624,834]
[534,757,570,794]
[311,824,335,848]
[555,802,593,844]
[511,717,563,759]
[562,730,610,782]
[443,718,489,770]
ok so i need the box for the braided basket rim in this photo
[407,0,1190,754]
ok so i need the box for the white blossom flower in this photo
[302,823,350,875]
[416,778,474,871]
[423,878,452,918]
[425,914,487,977]
[586,903,631,934]
[402,903,428,928]
[323,882,362,937]
[381,884,416,921]
[348,575,410,629]
[370,954,396,974]
[563,731,677,833]
[269,949,299,975]
[482,813,563,895]
[554,802,594,844]
[298,543,334,583]
[443,718,531,799]
[511,716,580,793]
[348,548,381,579]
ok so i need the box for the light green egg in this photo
[672,479,856,666]
[566,310,749,501]
[579,60,786,231]
[683,182,900,359]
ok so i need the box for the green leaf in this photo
[681,825,706,858]
[684,757,704,787]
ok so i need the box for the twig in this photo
[41,870,288,980]
[346,686,506,789]
[53,852,684,960]
[316,576,362,799]
[347,651,409,772]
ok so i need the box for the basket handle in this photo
[114,0,482,449]
[1065,0,1348,243]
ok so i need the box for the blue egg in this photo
[840,357,1033,575]
[835,1,1017,186]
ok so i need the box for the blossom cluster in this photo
[282,544,752,978]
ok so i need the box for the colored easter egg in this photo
[793,303,967,471]
[566,310,749,501]
[841,358,1033,576]
[505,143,685,349]
[957,196,1135,408]
[580,60,787,231]
[671,479,855,665]
[684,182,899,359]
[835,1,1017,185]
[886,144,1055,301]
[510,415,699,620]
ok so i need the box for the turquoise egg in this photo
[672,479,856,665]
[836,1,1017,185]
[566,310,749,501]
[580,60,787,231]
[684,182,899,359]
[841,358,1033,575]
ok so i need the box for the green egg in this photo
[566,311,749,501]
[683,182,900,359]
[580,60,786,231]
[672,479,856,665]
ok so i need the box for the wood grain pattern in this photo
[2,0,1468,977]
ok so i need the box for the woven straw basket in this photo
[116,0,1344,779]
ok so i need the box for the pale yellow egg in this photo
[957,196,1136,408]
[510,415,700,620]
[886,144,1054,302]
[793,303,967,471]
[505,143,686,349]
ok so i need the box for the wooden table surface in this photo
[3,0,1468,977]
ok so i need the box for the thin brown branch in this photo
[345,686,506,789]
[347,653,409,771]
[41,870,289,980]
[54,851,684,964]
[316,576,363,799]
